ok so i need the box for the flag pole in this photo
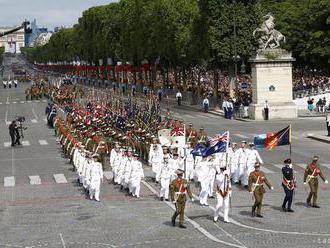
[289,124,292,158]
[183,124,187,179]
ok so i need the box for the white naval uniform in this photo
[197,160,212,205]
[246,148,263,184]
[112,152,122,183]
[214,169,232,223]
[116,155,127,184]
[229,148,239,183]
[89,161,103,201]
[168,157,181,181]
[149,147,164,182]
[122,157,133,188]
[236,148,250,186]
[159,161,173,199]
[178,147,195,180]
[83,159,92,190]
[129,160,144,198]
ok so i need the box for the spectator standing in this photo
[203,97,209,113]
[264,100,270,120]
[176,90,182,106]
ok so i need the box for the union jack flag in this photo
[209,132,229,146]
[171,127,184,137]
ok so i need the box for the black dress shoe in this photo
[171,218,176,226]
[256,214,263,218]
[282,206,287,212]
[160,197,164,201]
[244,185,248,189]
[312,205,320,208]
[287,208,294,212]
[179,224,187,229]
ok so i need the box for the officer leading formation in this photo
[44,77,329,229]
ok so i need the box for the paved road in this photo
[0,60,330,248]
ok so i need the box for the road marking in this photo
[4,176,15,187]
[31,119,38,123]
[35,100,40,103]
[0,102,2,104]
[4,142,11,147]
[27,100,32,103]
[20,101,25,103]
[60,233,67,248]
[38,140,48,145]
[142,181,246,248]
[234,133,248,139]
[261,166,275,174]
[5,102,9,104]
[321,164,330,170]
[5,109,9,125]
[104,171,113,180]
[22,141,30,146]
[54,174,68,184]
[42,100,47,103]
[43,118,47,122]
[295,163,306,169]
[29,175,41,185]
[13,101,17,104]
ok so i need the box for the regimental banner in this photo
[158,129,171,146]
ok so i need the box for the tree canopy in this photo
[23,0,330,71]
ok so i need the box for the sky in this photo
[0,0,117,31]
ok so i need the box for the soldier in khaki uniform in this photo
[248,162,273,217]
[303,156,328,208]
[170,169,194,228]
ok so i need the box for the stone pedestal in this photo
[248,49,298,120]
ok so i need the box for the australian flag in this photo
[191,131,229,156]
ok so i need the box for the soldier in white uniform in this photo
[8,80,12,88]
[214,164,232,223]
[197,155,212,206]
[246,143,263,185]
[112,148,123,184]
[178,142,195,180]
[110,142,120,168]
[116,149,128,185]
[159,156,173,201]
[89,154,104,201]
[82,153,93,196]
[168,153,182,181]
[3,80,7,88]
[149,143,164,183]
[14,80,18,88]
[228,143,239,184]
[207,155,217,198]
[122,149,133,190]
[236,141,250,188]
[129,153,144,198]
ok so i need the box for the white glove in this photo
[191,198,195,202]
[271,186,274,190]
[325,180,329,184]
[249,191,253,194]
[303,182,307,185]
[172,201,176,204]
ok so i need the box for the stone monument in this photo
[248,13,298,120]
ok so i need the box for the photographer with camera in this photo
[9,120,21,147]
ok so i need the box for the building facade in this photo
[0,27,25,53]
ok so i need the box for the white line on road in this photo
[142,181,246,248]
[32,106,38,121]
[20,101,25,104]
[0,102,2,104]
[31,119,38,123]
[54,174,68,184]
[43,118,47,122]
[4,142,11,147]
[22,141,30,146]
[35,100,40,103]
[42,100,47,103]
[234,133,248,139]
[60,233,66,248]
[261,166,275,174]
[213,222,247,248]
[12,101,17,104]
[27,100,32,103]
[38,140,48,145]
[4,176,15,187]
[28,175,41,185]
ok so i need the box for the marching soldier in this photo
[89,154,104,202]
[186,123,197,147]
[214,164,232,223]
[197,127,208,144]
[282,158,296,212]
[170,169,194,228]
[303,156,328,208]
[248,162,273,217]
